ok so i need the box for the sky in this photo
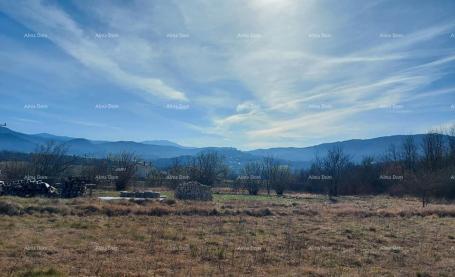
[0,0,454,150]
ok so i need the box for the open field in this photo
[1,192,455,276]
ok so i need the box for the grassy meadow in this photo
[0,190,454,276]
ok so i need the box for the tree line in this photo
[1,127,454,204]
[151,127,455,205]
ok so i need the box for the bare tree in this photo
[311,152,323,173]
[447,125,455,164]
[146,167,166,187]
[323,146,350,198]
[305,153,325,194]
[159,157,190,188]
[110,152,138,191]
[31,141,74,178]
[356,156,380,194]
[421,131,445,171]
[239,161,262,195]
[0,160,32,182]
[401,136,418,172]
[81,158,110,183]
[385,143,400,163]
[190,151,227,186]
[261,156,278,195]
[169,157,183,175]
[403,169,447,207]
[271,165,291,195]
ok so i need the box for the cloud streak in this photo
[0,0,454,148]
[0,0,187,102]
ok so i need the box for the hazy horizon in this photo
[0,125,439,152]
[1,0,454,149]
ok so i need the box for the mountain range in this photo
[0,127,431,170]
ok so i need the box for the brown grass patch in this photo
[0,194,454,276]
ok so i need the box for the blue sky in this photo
[0,0,454,150]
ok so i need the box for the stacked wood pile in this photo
[0,179,57,197]
[58,177,88,198]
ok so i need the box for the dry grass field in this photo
[1,191,454,276]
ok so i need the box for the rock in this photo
[120,191,134,197]
[141,191,160,198]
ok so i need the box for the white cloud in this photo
[0,0,187,102]
[236,101,259,113]
[2,0,453,148]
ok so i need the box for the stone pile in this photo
[174,181,212,201]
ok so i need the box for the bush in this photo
[20,267,64,277]
[245,182,260,195]
[163,198,176,205]
[245,208,273,217]
[0,201,23,215]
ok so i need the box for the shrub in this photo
[0,201,23,215]
[20,268,64,277]
[163,198,176,205]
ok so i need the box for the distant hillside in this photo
[141,140,192,149]
[0,127,442,169]
[247,135,430,162]
[0,128,257,169]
